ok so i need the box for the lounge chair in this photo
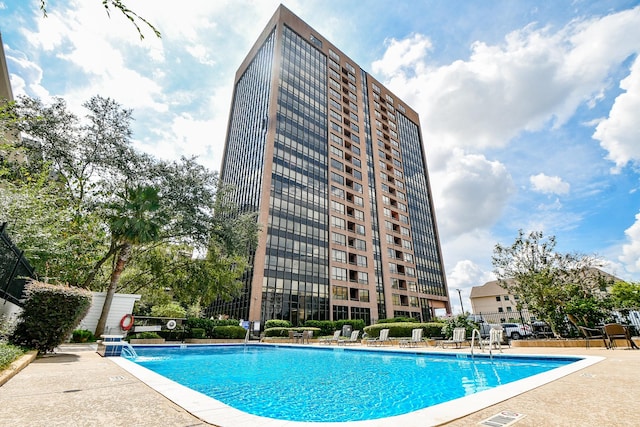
[319,330,341,345]
[577,326,608,349]
[603,323,638,349]
[400,328,424,348]
[366,328,391,346]
[337,330,360,345]
[300,330,313,344]
[441,327,466,348]
[482,327,504,352]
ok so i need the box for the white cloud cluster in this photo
[371,7,640,282]
[619,212,640,274]
[593,56,640,173]
[529,173,570,195]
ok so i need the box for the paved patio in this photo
[0,343,637,426]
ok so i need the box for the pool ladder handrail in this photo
[244,328,250,344]
[470,328,494,358]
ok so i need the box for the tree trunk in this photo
[94,242,132,337]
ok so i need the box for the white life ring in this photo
[166,319,177,330]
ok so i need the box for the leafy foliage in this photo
[0,342,25,370]
[2,95,257,337]
[265,319,292,329]
[11,281,92,354]
[441,315,476,338]
[71,329,96,343]
[150,302,186,318]
[492,230,611,335]
[39,0,161,39]
[610,281,640,308]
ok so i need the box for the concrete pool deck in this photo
[0,342,637,426]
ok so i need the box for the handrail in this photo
[470,328,483,357]
[244,328,250,344]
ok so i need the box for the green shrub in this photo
[441,315,475,338]
[11,281,92,354]
[335,319,365,333]
[212,325,247,339]
[127,331,162,340]
[263,327,321,338]
[264,327,289,337]
[190,328,206,339]
[265,319,291,329]
[0,314,18,341]
[185,317,240,337]
[0,342,25,370]
[302,320,335,336]
[363,322,446,338]
[377,317,418,324]
[150,302,186,318]
[71,329,95,343]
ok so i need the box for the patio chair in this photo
[319,330,341,345]
[603,323,638,350]
[288,330,297,343]
[482,328,504,353]
[577,326,608,349]
[300,330,313,344]
[337,330,360,345]
[400,328,424,348]
[441,327,467,348]
[366,328,391,346]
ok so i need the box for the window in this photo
[333,285,347,300]
[358,271,368,284]
[331,200,345,214]
[330,134,343,146]
[331,158,344,171]
[345,63,356,73]
[329,49,340,61]
[332,249,347,263]
[372,83,381,93]
[331,186,345,199]
[495,296,501,302]
[331,267,347,281]
[354,209,364,221]
[309,34,322,47]
[332,216,346,229]
[331,145,343,158]
[332,232,346,246]
[504,295,510,301]
[359,289,370,302]
[331,172,344,185]
[356,255,367,267]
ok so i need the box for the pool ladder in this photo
[470,329,495,358]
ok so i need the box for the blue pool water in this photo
[130,345,579,422]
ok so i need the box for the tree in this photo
[610,281,640,308]
[39,0,160,39]
[492,230,608,335]
[2,95,257,337]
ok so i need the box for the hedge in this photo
[265,319,291,329]
[0,342,25,370]
[363,322,446,338]
[263,327,321,338]
[11,281,92,354]
[185,317,240,338]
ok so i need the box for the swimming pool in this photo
[111,344,601,426]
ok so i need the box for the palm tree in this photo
[94,186,165,337]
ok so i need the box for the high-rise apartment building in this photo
[208,5,450,326]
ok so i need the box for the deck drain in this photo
[109,375,126,381]
[62,389,82,393]
[479,411,525,426]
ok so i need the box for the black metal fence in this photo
[0,222,35,306]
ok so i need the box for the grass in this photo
[0,342,25,370]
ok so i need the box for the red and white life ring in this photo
[120,314,134,331]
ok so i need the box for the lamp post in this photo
[456,289,465,314]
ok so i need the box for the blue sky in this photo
[1,0,639,313]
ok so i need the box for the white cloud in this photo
[530,173,570,195]
[592,56,640,173]
[619,211,640,274]
[431,149,514,238]
[372,34,432,77]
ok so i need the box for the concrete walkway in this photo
[0,343,638,426]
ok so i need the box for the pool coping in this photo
[110,343,604,427]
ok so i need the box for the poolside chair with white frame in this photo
[400,328,424,348]
[482,327,504,353]
[319,330,341,345]
[442,327,467,348]
[337,330,360,345]
[366,328,391,346]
